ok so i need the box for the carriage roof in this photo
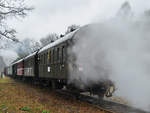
[38,30,78,54]
[24,51,37,60]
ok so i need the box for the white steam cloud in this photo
[69,14,150,110]
[0,49,18,65]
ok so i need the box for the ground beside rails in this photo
[0,77,116,113]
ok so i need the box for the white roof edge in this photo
[11,58,24,65]
[38,29,78,54]
[11,51,37,65]
[11,29,79,65]
[24,51,37,60]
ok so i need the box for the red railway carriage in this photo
[16,59,24,76]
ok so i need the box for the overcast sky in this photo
[7,0,150,41]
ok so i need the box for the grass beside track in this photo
[0,77,107,113]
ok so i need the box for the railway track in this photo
[56,89,148,113]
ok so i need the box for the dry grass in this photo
[0,77,105,113]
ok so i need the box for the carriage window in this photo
[44,53,46,64]
[42,55,44,64]
[62,46,65,62]
[57,48,59,61]
[50,50,52,64]
[50,51,51,63]
[29,59,30,66]
[40,55,42,64]
[30,58,32,66]
[32,57,34,65]
[46,51,49,64]
[41,55,42,64]
[42,55,43,64]
[55,48,57,63]
[31,58,33,65]
[39,56,40,64]
[32,58,34,65]
[45,53,47,64]
[30,58,31,66]
[47,52,49,64]
[43,53,45,64]
[53,49,55,64]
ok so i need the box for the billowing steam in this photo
[68,7,150,112]
[0,49,18,65]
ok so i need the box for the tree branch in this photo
[0,0,33,42]
[0,29,20,42]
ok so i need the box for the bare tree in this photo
[15,38,41,57]
[116,1,133,19]
[0,0,33,42]
[65,24,80,34]
[40,33,59,47]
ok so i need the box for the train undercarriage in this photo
[23,77,115,99]
[12,73,115,99]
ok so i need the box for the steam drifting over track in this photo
[56,89,148,113]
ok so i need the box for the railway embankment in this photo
[0,77,108,113]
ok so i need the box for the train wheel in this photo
[98,93,105,99]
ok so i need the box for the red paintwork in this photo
[17,60,24,76]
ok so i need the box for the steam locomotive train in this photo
[4,24,115,98]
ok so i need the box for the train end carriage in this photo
[10,59,24,79]
[7,65,13,77]
[4,67,9,76]
[3,67,7,76]
[12,61,18,78]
